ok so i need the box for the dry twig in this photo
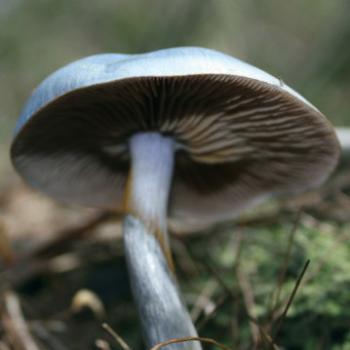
[196,293,228,331]
[102,323,132,350]
[150,336,232,350]
[1,291,41,350]
[272,211,301,310]
[272,259,310,341]
[235,266,259,346]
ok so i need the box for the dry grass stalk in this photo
[272,211,301,310]
[102,323,132,350]
[1,291,41,350]
[272,259,310,342]
[196,293,228,331]
[150,336,232,350]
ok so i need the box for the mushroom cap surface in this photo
[11,47,340,225]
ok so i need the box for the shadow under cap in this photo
[11,73,340,225]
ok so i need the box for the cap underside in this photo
[11,74,340,224]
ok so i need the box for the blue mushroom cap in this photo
[16,47,315,134]
[11,47,340,226]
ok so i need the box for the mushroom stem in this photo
[125,132,175,266]
[123,132,201,350]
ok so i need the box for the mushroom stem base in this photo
[123,215,201,350]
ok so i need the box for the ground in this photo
[1,164,350,350]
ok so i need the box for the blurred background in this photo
[1,1,350,349]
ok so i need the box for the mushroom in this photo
[335,127,350,160]
[11,47,340,349]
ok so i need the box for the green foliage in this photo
[184,216,350,348]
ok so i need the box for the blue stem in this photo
[123,132,201,349]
